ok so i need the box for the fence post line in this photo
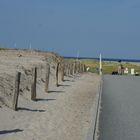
[31,67,37,101]
[12,72,21,111]
[45,63,50,93]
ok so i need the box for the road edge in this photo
[86,76,103,140]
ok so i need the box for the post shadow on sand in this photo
[48,90,65,93]
[36,98,56,102]
[57,84,71,87]
[63,79,75,82]
[0,129,23,135]
[18,107,46,112]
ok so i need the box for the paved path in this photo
[99,75,140,140]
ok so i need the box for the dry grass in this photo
[76,59,140,75]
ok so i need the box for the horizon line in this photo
[64,56,140,62]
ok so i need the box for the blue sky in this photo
[0,0,140,59]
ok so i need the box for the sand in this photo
[0,72,99,140]
[0,50,100,140]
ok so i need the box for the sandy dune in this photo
[0,72,99,140]
[0,50,100,140]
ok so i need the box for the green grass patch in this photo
[80,59,140,75]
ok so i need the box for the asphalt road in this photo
[99,75,140,140]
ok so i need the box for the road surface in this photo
[99,75,140,140]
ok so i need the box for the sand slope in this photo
[0,73,99,140]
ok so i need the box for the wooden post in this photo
[66,63,69,76]
[83,64,85,72]
[61,63,64,81]
[74,61,77,74]
[65,63,69,76]
[81,64,83,73]
[79,63,82,73]
[84,64,86,72]
[70,63,73,75]
[79,62,81,73]
[45,64,50,93]
[56,62,60,87]
[77,62,80,73]
[75,62,77,74]
[72,62,75,75]
[31,67,37,101]
[82,64,84,73]
[12,72,21,111]
[68,63,71,75]
[63,63,66,76]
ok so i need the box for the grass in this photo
[77,59,140,75]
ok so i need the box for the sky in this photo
[0,0,140,59]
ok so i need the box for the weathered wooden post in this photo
[66,63,69,76]
[77,61,80,73]
[61,62,64,81]
[82,64,84,73]
[75,62,77,74]
[31,67,37,101]
[56,62,60,87]
[12,72,21,111]
[70,63,73,75]
[74,61,77,74]
[79,63,82,73]
[81,64,84,73]
[65,63,69,76]
[72,62,75,75]
[84,64,86,72]
[45,63,50,93]
[79,62,81,73]
[68,63,70,75]
[63,63,66,76]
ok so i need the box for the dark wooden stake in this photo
[61,63,64,81]
[12,72,21,111]
[31,67,37,101]
[56,63,60,87]
[76,62,80,73]
[45,63,50,93]
[70,63,73,75]
[72,62,75,75]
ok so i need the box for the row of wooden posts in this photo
[12,61,86,111]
